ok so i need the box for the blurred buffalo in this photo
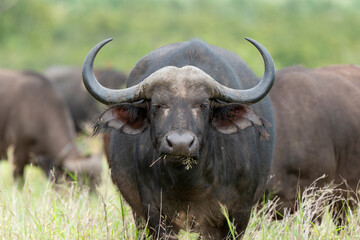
[0,69,102,185]
[266,65,360,215]
[44,66,127,133]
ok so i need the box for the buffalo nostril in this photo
[161,131,199,156]
[166,136,173,147]
[189,136,195,148]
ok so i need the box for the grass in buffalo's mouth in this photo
[149,155,197,170]
[179,156,197,170]
[149,154,167,167]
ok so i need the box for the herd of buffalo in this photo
[0,37,359,239]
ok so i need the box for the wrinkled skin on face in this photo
[149,83,210,160]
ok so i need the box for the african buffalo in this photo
[44,66,127,132]
[83,38,275,239]
[0,69,102,184]
[266,65,360,215]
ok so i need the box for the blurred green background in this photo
[0,0,359,76]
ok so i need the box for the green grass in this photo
[0,160,139,239]
[1,137,359,239]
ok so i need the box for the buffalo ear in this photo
[211,103,271,140]
[93,102,149,135]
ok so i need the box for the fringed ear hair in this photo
[255,117,272,141]
[212,102,271,140]
[92,102,149,135]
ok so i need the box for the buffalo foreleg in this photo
[12,145,30,182]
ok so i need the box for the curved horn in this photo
[83,38,275,105]
[209,37,275,104]
[82,38,143,104]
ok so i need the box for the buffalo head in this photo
[83,38,275,166]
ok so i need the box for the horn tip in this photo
[244,37,255,44]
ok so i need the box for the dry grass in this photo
[0,137,359,239]
[244,182,360,240]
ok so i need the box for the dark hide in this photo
[44,66,127,132]
[0,69,101,184]
[97,39,275,239]
[266,65,360,216]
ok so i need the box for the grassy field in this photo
[1,1,360,239]
[0,137,359,239]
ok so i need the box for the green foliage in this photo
[0,0,359,75]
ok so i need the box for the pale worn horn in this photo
[82,38,143,104]
[208,38,275,104]
[82,38,275,105]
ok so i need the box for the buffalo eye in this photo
[152,104,163,116]
[200,103,209,110]
[152,104,161,111]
